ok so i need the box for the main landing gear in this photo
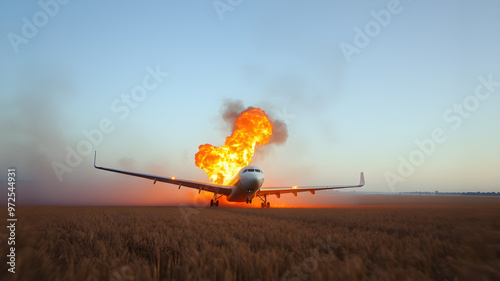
[210,193,223,207]
[210,199,219,207]
[257,194,271,208]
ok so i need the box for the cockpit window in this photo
[248,169,255,172]
[242,169,248,173]
[255,169,261,173]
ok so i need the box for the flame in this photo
[195,107,273,185]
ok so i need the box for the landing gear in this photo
[210,199,220,207]
[245,189,254,204]
[210,193,223,207]
[257,195,271,208]
[247,189,252,204]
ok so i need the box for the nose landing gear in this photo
[246,189,253,204]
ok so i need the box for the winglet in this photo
[359,172,365,187]
[94,151,98,168]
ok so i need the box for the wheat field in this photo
[1,197,500,281]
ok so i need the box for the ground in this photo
[1,195,500,281]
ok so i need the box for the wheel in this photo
[215,200,219,207]
[266,202,270,208]
[210,199,214,206]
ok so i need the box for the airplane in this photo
[94,152,364,208]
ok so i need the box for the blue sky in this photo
[1,0,499,205]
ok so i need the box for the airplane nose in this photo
[243,173,263,190]
[248,178,259,188]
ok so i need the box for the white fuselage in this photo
[226,165,265,202]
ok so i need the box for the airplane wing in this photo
[257,172,364,197]
[93,152,232,196]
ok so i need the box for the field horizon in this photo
[6,193,500,208]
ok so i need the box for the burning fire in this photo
[195,107,273,185]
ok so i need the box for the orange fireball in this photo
[195,107,273,184]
